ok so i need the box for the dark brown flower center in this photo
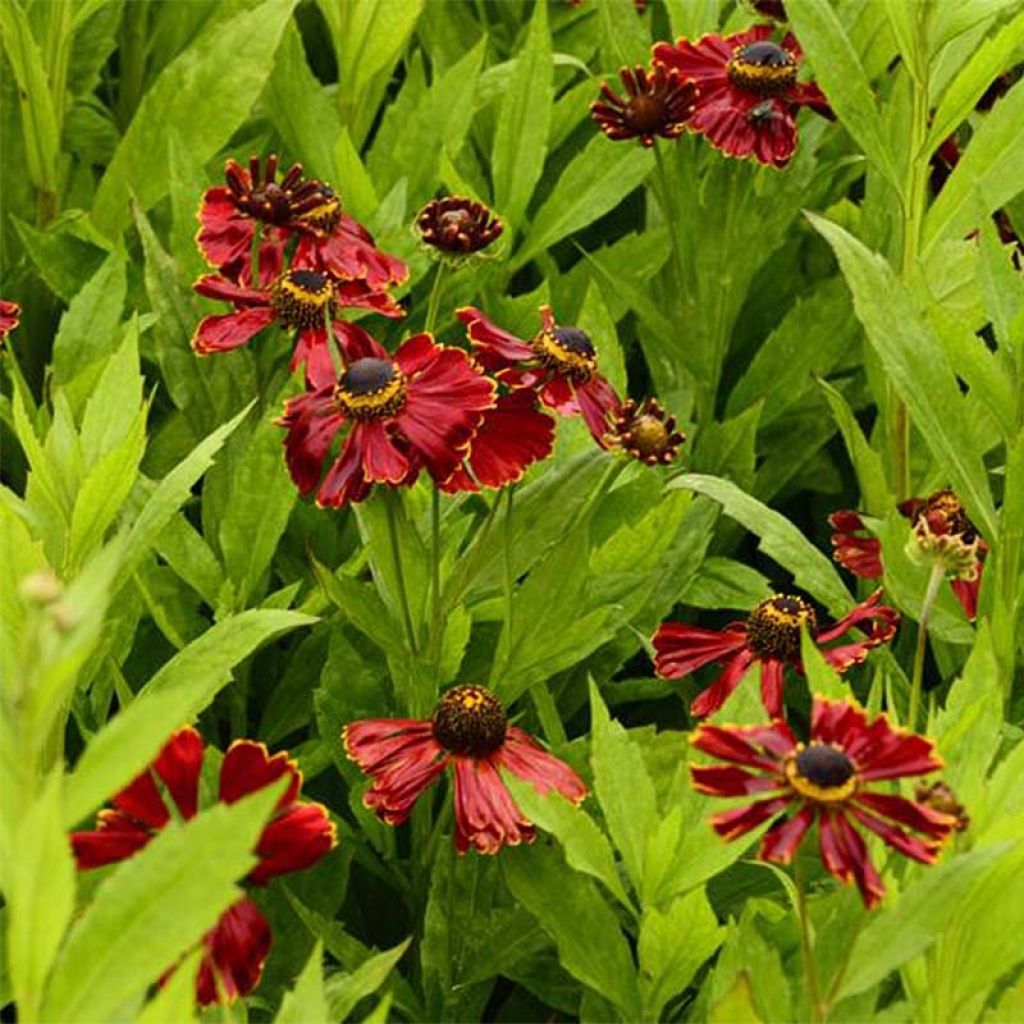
[296,186,342,234]
[746,594,817,661]
[629,414,670,456]
[625,93,671,134]
[432,685,507,756]
[796,744,854,788]
[333,357,407,420]
[417,197,504,255]
[532,324,597,382]
[270,270,333,329]
[727,41,797,97]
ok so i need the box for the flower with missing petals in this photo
[417,196,503,256]
[691,697,955,907]
[653,590,898,719]
[344,685,587,853]
[72,728,335,1005]
[605,397,686,465]
[591,65,697,147]
[653,26,832,167]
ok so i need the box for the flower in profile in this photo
[914,780,969,832]
[440,389,556,493]
[278,326,495,508]
[72,728,336,1005]
[192,259,402,380]
[416,196,503,256]
[344,685,587,853]
[591,64,697,147]
[0,299,20,349]
[690,697,955,907]
[829,491,986,621]
[457,305,620,444]
[605,397,686,465]
[653,589,899,719]
[653,26,832,167]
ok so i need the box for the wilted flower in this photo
[653,589,899,718]
[278,326,494,508]
[72,728,335,1005]
[914,780,969,832]
[605,397,685,465]
[653,26,832,167]
[457,305,620,444]
[691,697,955,907]
[591,64,697,147]
[344,685,587,853]
[0,299,20,349]
[416,196,503,256]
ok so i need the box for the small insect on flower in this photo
[416,196,504,257]
[72,728,336,1005]
[0,299,21,350]
[344,685,587,853]
[591,64,697,147]
[653,589,899,719]
[653,25,832,167]
[691,697,956,907]
[457,305,620,444]
[605,397,686,465]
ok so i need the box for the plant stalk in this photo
[908,560,945,729]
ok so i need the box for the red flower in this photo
[690,697,956,907]
[278,327,495,508]
[591,64,697,147]
[344,686,587,853]
[72,728,336,1006]
[192,257,402,381]
[457,305,620,444]
[0,299,20,348]
[829,492,985,621]
[440,389,556,493]
[293,212,409,294]
[653,590,899,719]
[416,196,504,256]
[653,26,832,167]
[605,397,686,466]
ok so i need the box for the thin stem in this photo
[794,863,825,1024]
[652,142,685,297]
[502,486,515,646]
[429,485,443,684]
[384,491,419,655]
[424,260,448,337]
[908,560,945,729]
[441,494,501,610]
[324,302,345,376]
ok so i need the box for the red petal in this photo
[358,419,411,484]
[0,299,22,337]
[196,187,253,271]
[71,810,152,869]
[316,426,374,508]
[248,802,336,885]
[848,807,942,864]
[759,657,785,717]
[709,795,791,841]
[279,389,344,497]
[194,897,271,1007]
[192,307,276,355]
[652,621,749,679]
[653,34,736,82]
[691,721,795,769]
[193,273,267,306]
[219,740,301,810]
[827,510,867,532]
[833,813,886,907]
[394,332,440,375]
[759,805,815,863]
[538,373,578,415]
[114,727,204,827]
[497,726,588,803]
[815,589,897,644]
[452,755,534,854]
[950,568,981,621]
[576,374,621,444]
[334,320,390,363]
[853,791,954,839]
[334,280,404,318]
[457,306,535,368]
[690,764,784,797]
[690,649,757,718]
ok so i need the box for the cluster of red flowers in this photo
[592,20,833,167]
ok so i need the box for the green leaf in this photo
[680,557,773,611]
[836,842,1015,1000]
[923,76,1024,255]
[92,0,297,235]
[588,679,658,893]
[807,213,998,540]
[668,474,853,616]
[925,7,1024,155]
[64,609,315,826]
[491,1,552,230]
[134,949,200,1024]
[276,942,329,1024]
[503,843,641,1019]
[325,938,411,1022]
[785,0,901,192]
[504,775,632,910]
[7,775,75,1017]
[514,136,653,268]
[799,625,847,700]
[42,785,283,1022]
[639,889,724,1020]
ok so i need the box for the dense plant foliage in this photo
[2,1,1023,1021]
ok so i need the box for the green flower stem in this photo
[794,862,826,1024]
[424,260,448,338]
[384,490,419,656]
[908,560,945,729]
[324,303,345,377]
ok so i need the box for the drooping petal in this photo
[690,648,757,718]
[248,802,337,885]
[690,763,785,797]
[194,897,272,1007]
[759,657,786,718]
[358,419,411,484]
[193,273,267,306]
[852,791,955,839]
[832,812,886,908]
[691,720,796,769]
[848,807,942,865]
[114,727,205,827]
[334,320,391,363]
[192,307,277,355]
[575,374,621,444]
[71,810,153,869]
[652,621,749,679]
[950,570,981,622]
[279,389,344,497]
[709,795,791,841]
[196,187,254,271]
[452,755,534,854]
[759,805,815,863]
[497,726,588,803]
[537,373,578,416]
[815,588,898,644]
[316,426,375,508]
[299,216,408,291]
[219,740,301,810]
[457,306,536,370]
